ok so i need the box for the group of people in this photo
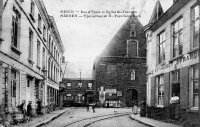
[86,101,96,113]
[18,99,43,118]
[131,94,180,119]
[18,100,32,117]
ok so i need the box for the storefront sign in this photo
[152,50,199,75]
[105,89,117,94]
[99,91,105,103]
[117,91,122,96]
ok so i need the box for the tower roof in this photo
[149,0,164,24]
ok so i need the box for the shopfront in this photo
[150,50,199,110]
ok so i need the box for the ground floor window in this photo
[190,64,199,109]
[66,94,72,100]
[77,94,82,103]
[11,68,18,107]
[156,75,164,107]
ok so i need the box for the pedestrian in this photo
[27,101,32,118]
[132,100,134,112]
[18,100,26,114]
[140,100,146,117]
[170,94,180,120]
[86,101,89,111]
[36,100,43,115]
[133,100,138,115]
[92,101,96,113]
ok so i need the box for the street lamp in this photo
[79,69,82,81]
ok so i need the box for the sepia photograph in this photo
[0,0,199,126]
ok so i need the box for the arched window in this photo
[56,68,57,82]
[51,41,53,54]
[54,47,56,57]
[42,48,45,68]
[51,62,53,79]
[48,59,51,78]
[54,66,56,80]
[48,36,51,50]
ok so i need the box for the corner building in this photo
[144,0,199,112]
[0,0,64,115]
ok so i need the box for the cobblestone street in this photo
[42,108,134,127]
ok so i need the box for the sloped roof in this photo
[150,0,190,32]
[149,0,164,24]
[99,14,146,57]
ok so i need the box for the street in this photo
[87,115,146,127]
[41,108,148,127]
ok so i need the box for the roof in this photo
[149,0,164,24]
[150,0,190,32]
[99,13,146,57]
[49,16,65,53]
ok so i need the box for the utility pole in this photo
[198,0,200,114]
[79,69,83,107]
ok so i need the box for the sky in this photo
[43,0,173,63]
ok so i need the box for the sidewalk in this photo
[14,108,70,127]
[130,114,182,127]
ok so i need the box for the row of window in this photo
[11,3,62,80]
[66,82,93,89]
[156,64,199,108]
[48,60,61,83]
[30,0,61,64]
[64,94,83,103]
[106,65,136,81]
[48,35,61,65]
[157,4,199,64]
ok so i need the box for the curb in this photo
[35,108,71,127]
[129,115,154,127]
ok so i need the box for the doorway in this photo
[125,89,138,107]
[172,83,180,97]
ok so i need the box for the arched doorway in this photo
[125,89,138,107]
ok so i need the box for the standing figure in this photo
[92,102,96,113]
[133,100,138,115]
[140,100,146,117]
[170,94,180,120]
[36,100,43,115]
[132,100,134,112]
[18,100,26,114]
[27,101,32,118]
[86,101,89,112]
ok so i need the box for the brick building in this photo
[93,13,146,107]
[60,78,95,107]
[60,62,95,106]
[0,0,64,116]
[144,0,199,112]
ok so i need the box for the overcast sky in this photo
[43,0,173,63]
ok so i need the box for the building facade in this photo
[0,0,64,115]
[93,13,146,107]
[144,0,199,111]
[60,78,95,107]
